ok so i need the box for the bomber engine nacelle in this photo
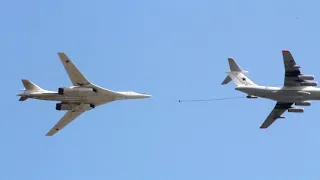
[300,81,317,86]
[58,87,97,95]
[288,107,304,113]
[295,101,311,106]
[298,74,315,81]
[56,103,95,111]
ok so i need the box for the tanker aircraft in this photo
[222,50,317,128]
[17,53,151,136]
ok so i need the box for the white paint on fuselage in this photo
[18,83,151,106]
[235,85,320,102]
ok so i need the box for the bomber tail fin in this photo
[21,79,43,91]
[17,79,44,101]
[221,58,257,86]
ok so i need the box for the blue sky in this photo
[2,0,320,179]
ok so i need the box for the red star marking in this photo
[242,77,246,81]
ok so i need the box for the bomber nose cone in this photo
[142,94,152,98]
[138,92,152,98]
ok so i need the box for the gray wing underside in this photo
[260,102,293,129]
[283,50,302,87]
[46,110,85,136]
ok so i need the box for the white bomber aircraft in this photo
[222,50,318,128]
[17,53,151,136]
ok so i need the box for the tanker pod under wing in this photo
[221,50,320,129]
[17,52,151,136]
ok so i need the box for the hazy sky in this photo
[2,0,320,179]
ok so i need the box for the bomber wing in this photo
[260,102,293,129]
[46,110,85,136]
[58,52,90,86]
[57,52,119,95]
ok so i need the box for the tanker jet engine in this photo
[17,53,151,136]
[222,50,317,128]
